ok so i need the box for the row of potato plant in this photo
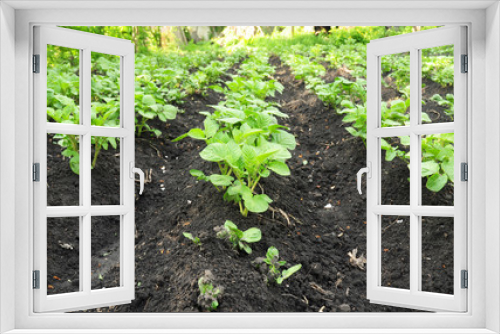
[186,220,302,311]
[175,50,296,216]
[47,45,243,174]
[281,49,454,192]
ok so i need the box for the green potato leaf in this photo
[277,264,302,284]
[421,161,440,177]
[426,174,448,192]
[208,174,234,187]
[267,161,291,176]
[241,227,262,243]
[200,143,227,162]
[244,194,272,213]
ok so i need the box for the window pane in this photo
[47,217,80,295]
[47,133,80,206]
[421,133,454,206]
[47,45,80,125]
[91,136,121,205]
[91,52,120,127]
[381,215,410,289]
[91,216,121,289]
[421,216,454,295]
[381,51,410,128]
[381,137,410,205]
[421,45,454,124]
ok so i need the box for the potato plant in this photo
[431,93,454,120]
[175,53,295,216]
[253,246,302,285]
[197,270,223,312]
[421,133,455,192]
[183,232,202,246]
[214,220,262,254]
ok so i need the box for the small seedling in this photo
[214,220,261,254]
[253,246,302,284]
[197,270,223,312]
[183,232,202,246]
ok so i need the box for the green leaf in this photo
[227,181,252,199]
[153,129,162,137]
[265,107,288,118]
[69,154,80,175]
[172,133,189,142]
[200,143,227,162]
[380,138,391,150]
[163,105,178,120]
[442,158,454,182]
[272,130,296,150]
[421,161,440,177]
[244,194,272,213]
[385,150,397,161]
[242,129,265,139]
[190,169,206,180]
[225,141,242,162]
[183,232,194,241]
[267,161,291,176]
[267,246,279,260]
[142,95,156,107]
[224,220,238,231]
[108,137,117,149]
[278,264,302,284]
[399,136,410,146]
[345,127,359,137]
[239,242,253,254]
[241,145,257,165]
[256,148,280,164]
[204,118,219,138]
[426,174,448,192]
[208,174,234,187]
[436,148,454,161]
[187,128,206,140]
[218,117,242,125]
[421,112,432,123]
[259,168,271,177]
[241,227,262,243]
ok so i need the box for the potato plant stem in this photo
[92,142,101,169]
[69,135,79,152]
[250,174,262,193]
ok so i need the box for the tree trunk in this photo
[160,26,170,49]
[173,26,188,45]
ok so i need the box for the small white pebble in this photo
[187,200,192,205]
[324,203,333,209]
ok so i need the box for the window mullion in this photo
[409,47,420,294]
[81,48,92,294]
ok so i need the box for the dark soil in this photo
[46,57,454,313]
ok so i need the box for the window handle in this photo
[357,162,371,195]
[130,162,145,195]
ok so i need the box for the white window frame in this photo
[1,1,499,333]
[33,26,136,313]
[365,26,467,312]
